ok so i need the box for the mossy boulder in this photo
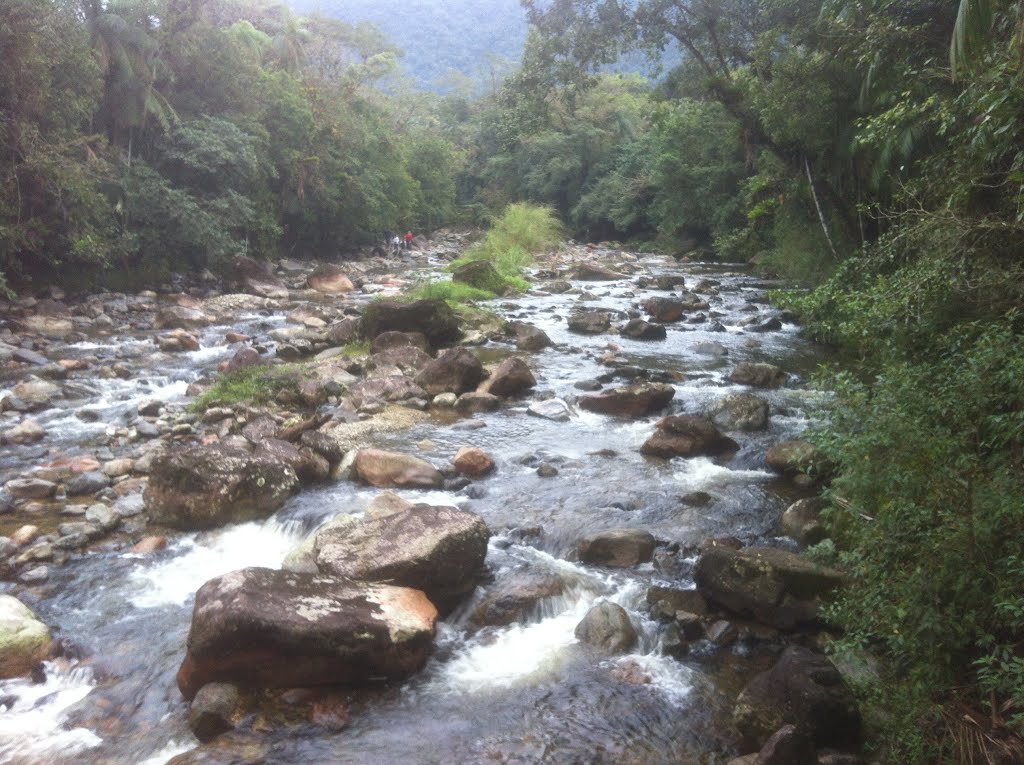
[359,299,461,348]
[0,595,51,678]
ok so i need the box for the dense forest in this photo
[3,0,1024,760]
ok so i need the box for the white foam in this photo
[127,519,306,608]
[134,739,195,765]
[0,661,101,763]
[671,457,771,489]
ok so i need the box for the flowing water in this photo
[0,251,833,764]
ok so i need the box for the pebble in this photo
[10,525,39,546]
[19,565,49,584]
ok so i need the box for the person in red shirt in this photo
[404,231,414,250]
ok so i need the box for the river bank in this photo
[0,235,860,764]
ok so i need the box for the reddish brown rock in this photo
[353,449,443,489]
[307,264,354,294]
[414,348,485,396]
[579,383,675,418]
[133,536,168,554]
[452,447,496,477]
[640,415,738,459]
[482,357,536,397]
[176,568,437,700]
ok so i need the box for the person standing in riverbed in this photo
[405,230,414,250]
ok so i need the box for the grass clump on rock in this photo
[406,280,495,305]
[191,364,308,410]
[449,203,561,295]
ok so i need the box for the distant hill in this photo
[287,0,529,90]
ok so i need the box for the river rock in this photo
[176,568,437,700]
[367,346,432,376]
[527,398,575,422]
[5,478,57,500]
[578,528,656,567]
[10,525,39,546]
[189,682,240,742]
[221,346,259,374]
[157,329,201,352]
[315,504,489,614]
[66,471,111,496]
[578,382,675,418]
[452,447,495,477]
[567,310,610,334]
[85,503,120,531]
[707,393,770,432]
[307,264,354,294]
[620,318,667,340]
[766,440,833,480]
[414,348,485,396]
[325,318,360,347]
[12,378,61,409]
[728,362,788,389]
[455,391,501,413]
[646,586,710,621]
[733,646,861,750]
[370,331,431,355]
[353,448,443,489]
[574,602,637,654]
[509,322,551,352]
[471,574,564,628]
[12,348,48,366]
[144,445,299,530]
[572,263,624,281]
[781,498,828,545]
[298,430,345,465]
[642,297,686,323]
[694,545,843,630]
[155,305,210,330]
[359,299,461,347]
[17,314,73,338]
[482,357,536,397]
[640,415,738,459]
[1,419,46,445]
[133,536,168,553]
[0,595,51,678]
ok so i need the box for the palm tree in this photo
[951,0,1023,75]
[82,0,176,160]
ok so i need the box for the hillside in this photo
[288,0,529,89]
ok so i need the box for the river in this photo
[0,245,831,764]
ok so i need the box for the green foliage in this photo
[191,364,310,410]
[406,280,495,304]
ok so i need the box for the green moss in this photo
[190,364,308,410]
[406,280,496,304]
[338,341,370,357]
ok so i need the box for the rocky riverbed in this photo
[0,233,863,765]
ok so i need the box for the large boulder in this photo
[694,545,843,630]
[155,306,212,330]
[353,449,443,489]
[579,382,675,418]
[567,311,611,334]
[307,264,354,294]
[144,445,298,530]
[728,362,789,389]
[452,260,503,292]
[414,348,485,396]
[482,357,536,397]
[176,568,437,700]
[574,602,637,654]
[0,595,51,678]
[707,393,771,432]
[734,646,861,750]
[578,528,655,567]
[640,415,738,459]
[359,299,461,347]
[315,504,490,614]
